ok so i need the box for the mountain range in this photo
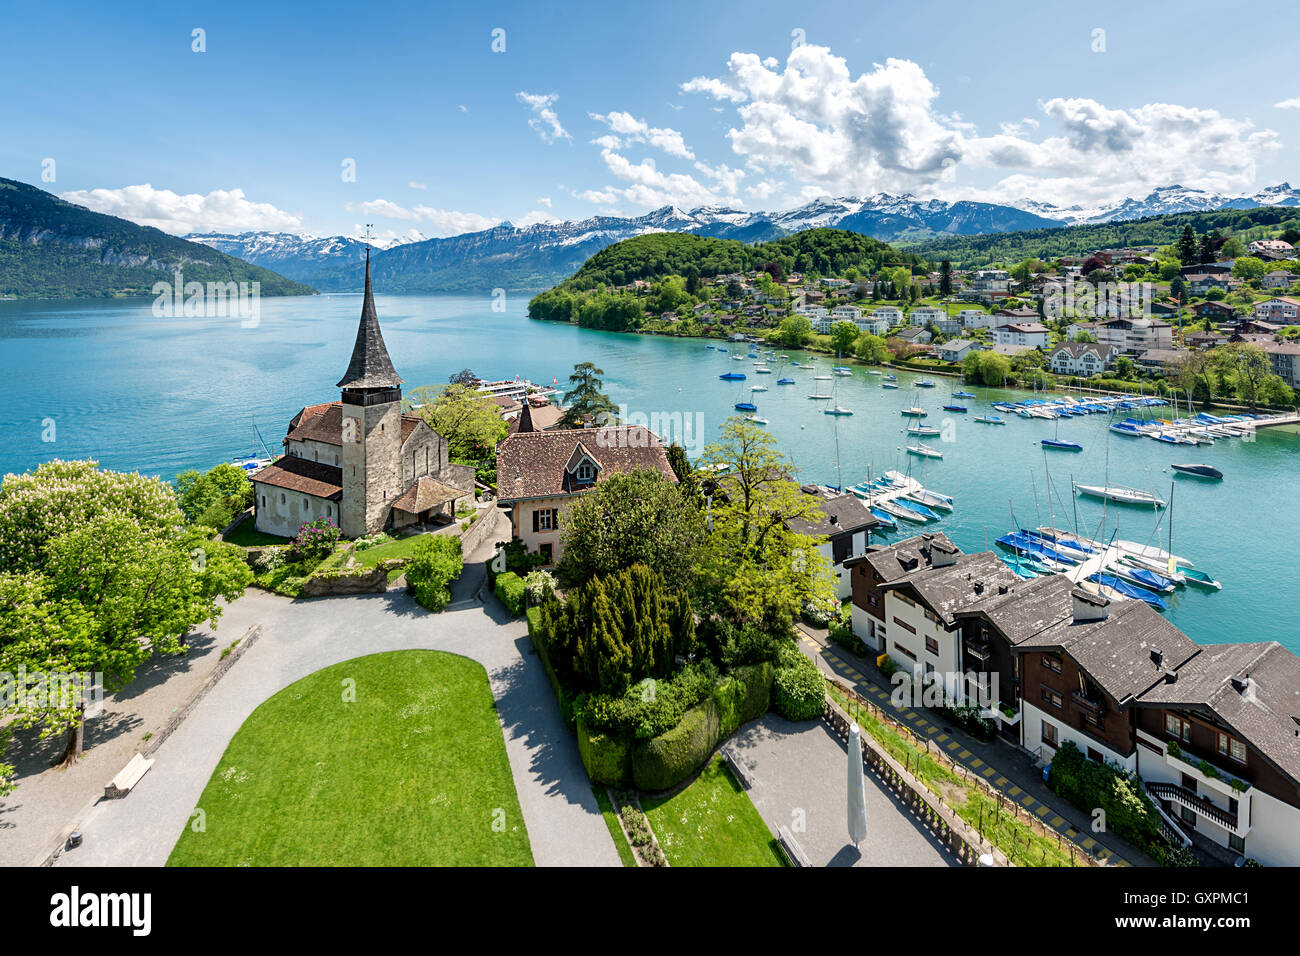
[188,183,1300,294]
[0,178,313,299]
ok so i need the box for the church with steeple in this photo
[250,251,476,539]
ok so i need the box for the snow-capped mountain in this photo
[190,183,1300,294]
[1018,183,1300,225]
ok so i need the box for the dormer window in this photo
[576,461,595,483]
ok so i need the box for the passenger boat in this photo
[1170,463,1223,480]
[907,443,943,459]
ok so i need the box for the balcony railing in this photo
[1071,691,1104,716]
[1147,781,1239,832]
[1166,743,1252,794]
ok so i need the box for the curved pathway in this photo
[55,585,621,868]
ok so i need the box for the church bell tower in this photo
[338,247,404,537]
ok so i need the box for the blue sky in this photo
[4,0,1299,241]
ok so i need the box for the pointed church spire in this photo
[516,400,536,433]
[337,246,404,389]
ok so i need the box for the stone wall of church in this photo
[286,438,342,467]
[341,399,404,537]
[253,483,339,538]
[401,428,445,486]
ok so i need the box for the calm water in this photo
[2,293,1296,650]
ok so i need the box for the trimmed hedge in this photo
[527,606,576,728]
[494,571,526,615]
[828,619,869,657]
[632,698,721,792]
[577,715,632,785]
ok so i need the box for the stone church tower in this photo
[338,249,405,537]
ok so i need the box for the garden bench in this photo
[104,753,153,799]
[721,745,756,790]
[777,825,811,867]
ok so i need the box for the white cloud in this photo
[458,104,469,113]
[61,183,303,236]
[693,160,745,196]
[515,209,558,227]
[573,187,619,204]
[408,181,428,190]
[517,91,571,143]
[594,148,719,209]
[1274,98,1300,110]
[590,111,694,159]
[346,199,498,236]
[537,196,553,208]
[681,44,1281,207]
[745,180,780,201]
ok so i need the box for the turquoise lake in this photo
[1,292,1296,651]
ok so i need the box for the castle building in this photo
[251,252,475,538]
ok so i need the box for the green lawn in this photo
[350,533,438,569]
[167,650,532,866]
[641,757,786,867]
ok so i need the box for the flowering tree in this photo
[0,460,252,790]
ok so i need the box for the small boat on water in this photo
[734,402,758,412]
[942,404,968,413]
[745,415,770,426]
[824,406,854,416]
[974,415,1005,425]
[777,377,796,385]
[901,406,927,417]
[1181,567,1223,590]
[883,374,898,381]
[720,372,747,381]
[866,369,883,376]
[705,344,716,349]
[906,425,941,436]
[952,391,976,399]
[916,379,936,388]
[751,385,769,392]
[907,443,943,459]
[1105,562,1176,594]
[808,392,833,400]
[877,499,930,523]
[717,348,728,353]
[1075,484,1165,508]
[1171,463,1223,480]
[833,366,853,376]
[869,506,898,529]
[814,374,833,380]
[882,383,900,389]
[1088,573,1169,610]
[1121,554,1187,587]
[755,366,773,374]
[905,488,954,511]
[1042,438,1083,451]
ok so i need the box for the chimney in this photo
[973,580,984,595]
[1071,587,1110,623]
[997,583,1009,595]
[929,537,959,568]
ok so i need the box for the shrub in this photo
[252,548,286,574]
[828,618,869,656]
[494,571,526,615]
[1048,741,1166,858]
[576,715,632,785]
[406,534,463,611]
[631,698,721,791]
[772,651,825,721]
[522,569,557,606]
[1163,845,1200,867]
[288,517,341,562]
[801,597,835,627]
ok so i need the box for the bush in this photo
[1048,741,1166,858]
[772,651,825,721]
[522,569,557,606]
[288,517,341,562]
[631,698,721,791]
[801,597,836,627]
[406,534,463,611]
[494,571,526,615]
[828,619,869,656]
[576,715,632,785]
[252,548,286,574]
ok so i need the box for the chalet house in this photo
[1185,330,1229,349]
[1183,273,1229,296]
[251,254,475,538]
[786,490,878,599]
[894,326,932,345]
[1262,270,1295,290]
[1247,239,1295,258]
[1135,348,1190,375]
[1048,342,1117,376]
[1262,341,1300,389]
[1180,262,1232,278]
[1254,297,1300,323]
[1189,300,1235,320]
[494,424,676,564]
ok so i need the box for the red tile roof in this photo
[252,457,343,500]
[496,426,675,502]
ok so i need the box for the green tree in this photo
[961,350,1011,386]
[696,418,834,630]
[174,463,253,527]
[854,332,890,365]
[1114,356,1135,380]
[938,259,953,296]
[1213,343,1275,408]
[774,315,813,348]
[1220,236,1246,258]
[557,469,706,590]
[560,362,618,428]
[829,321,860,356]
[405,382,508,460]
[665,442,702,506]
[448,368,477,386]
[406,534,463,611]
[1231,256,1267,281]
[1176,224,1197,265]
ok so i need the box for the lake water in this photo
[1,292,1296,650]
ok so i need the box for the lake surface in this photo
[1,292,1296,650]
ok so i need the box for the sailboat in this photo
[1074,407,1162,506]
[823,368,853,415]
